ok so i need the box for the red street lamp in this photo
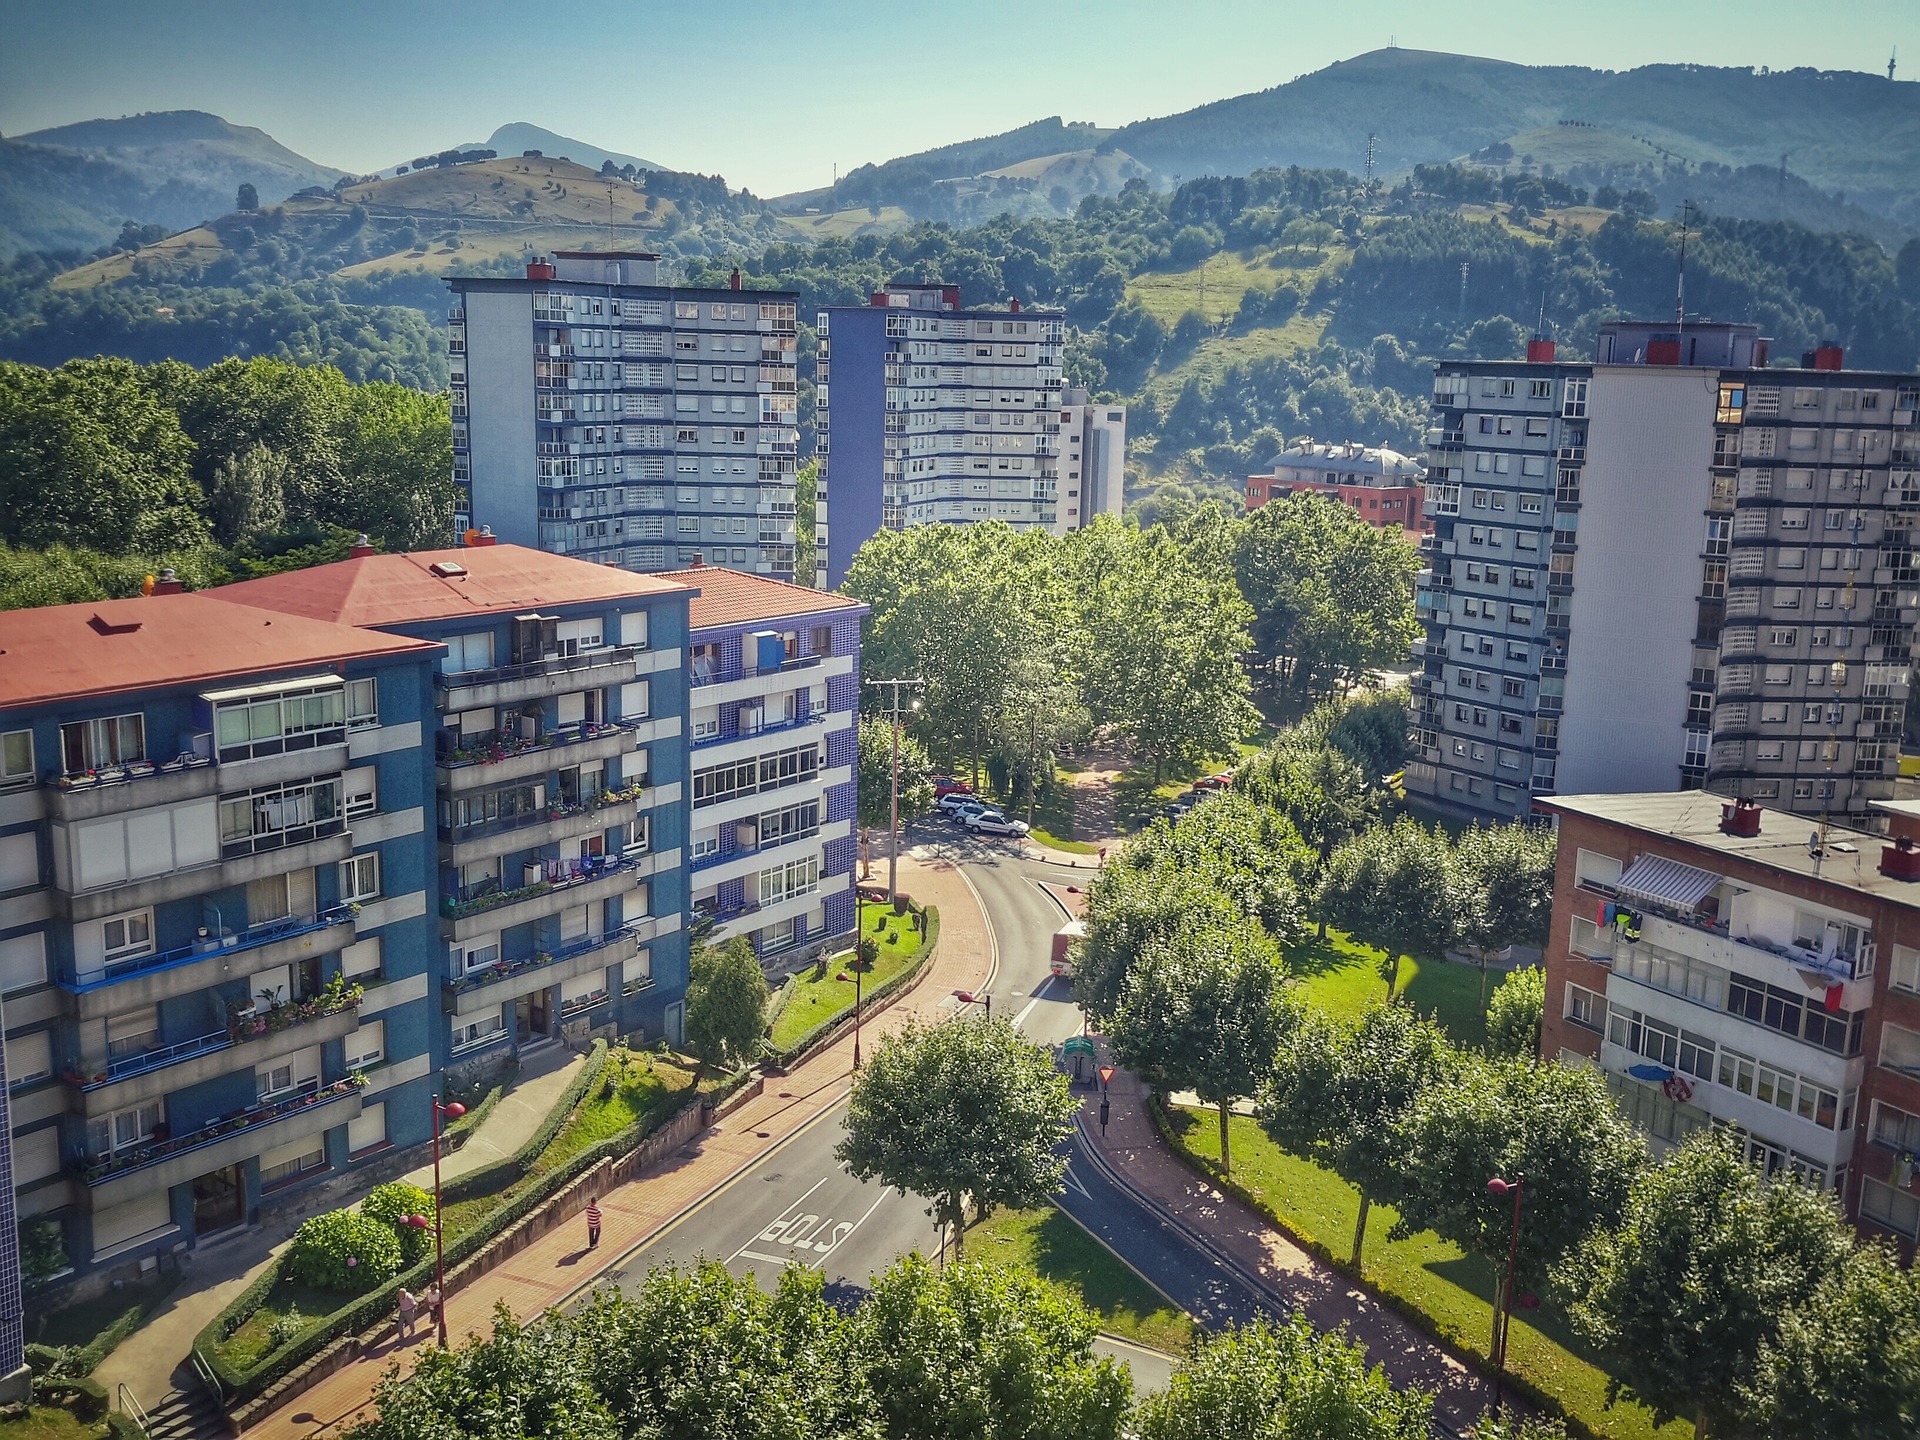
[1486,1174,1530,1413]
[953,990,991,1020]
[407,1096,467,1345]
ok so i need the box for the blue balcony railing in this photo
[690,712,827,751]
[688,653,825,688]
[75,1077,362,1187]
[61,906,357,994]
[444,923,646,997]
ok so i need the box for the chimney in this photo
[1526,337,1556,363]
[870,292,889,306]
[729,266,742,291]
[1883,835,1920,880]
[467,525,498,548]
[526,257,555,280]
[1720,800,1762,837]
[151,567,185,596]
[689,552,705,567]
[1803,341,1844,371]
[1008,296,1021,313]
[348,533,374,559]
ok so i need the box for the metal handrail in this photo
[190,1347,226,1404]
[117,1382,153,1435]
[63,906,357,993]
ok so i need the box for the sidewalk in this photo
[91,1045,590,1412]
[1081,1057,1489,1434]
[245,853,995,1439]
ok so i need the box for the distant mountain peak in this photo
[454,123,665,177]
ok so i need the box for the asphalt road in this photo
[584,821,1282,1393]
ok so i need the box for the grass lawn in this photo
[767,902,930,1052]
[215,1278,351,1370]
[970,1205,1195,1354]
[993,771,1097,853]
[1284,931,1491,1048]
[1164,1107,1688,1440]
[0,1408,106,1440]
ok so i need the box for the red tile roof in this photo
[212,544,688,628]
[657,565,866,632]
[0,593,437,710]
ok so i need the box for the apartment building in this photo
[448,253,800,580]
[1056,388,1128,532]
[219,538,693,1061]
[0,588,442,1282]
[815,283,1066,587]
[1542,790,1920,1241]
[1407,324,1920,827]
[1246,439,1428,536]
[666,563,863,963]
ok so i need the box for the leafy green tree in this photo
[837,1015,1076,1257]
[1108,920,1292,1174]
[1075,847,1243,1025]
[856,1255,1131,1440]
[236,183,259,213]
[856,714,935,879]
[208,441,289,547]
[1259,1003,1457,1265]
[1454,822,1558,1005]
[992,651,1089,830]
[1484,965,1546,1059]
[1394,1055,1645,1356]
[1562,1131,1858,1440]
[1133,1314,1432,1440]
[684,936,769,1070]
[1239,735,1377,937]
[793,458,818,586]
[1317,818,1462,997]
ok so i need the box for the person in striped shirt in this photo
[586,1196,602,1249]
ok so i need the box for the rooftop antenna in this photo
[1674,199,1692,341]
[1890,46,1898,83]
[1458,261,1469,318]
[1365,132,1378,188]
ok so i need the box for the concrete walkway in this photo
[91,1044,586,1413]
[244,854,995,1440]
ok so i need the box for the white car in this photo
[940,794,989,818]
[965,810,1031,837]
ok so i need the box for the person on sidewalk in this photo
[423,1282,442,1334]
[395,1287,417,1342]
[585,1196,603,1250]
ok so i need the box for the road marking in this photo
[1013,974,1058,1027]
[726,1173,830,1263]
[1062,1164,1092,1201]
[737,1248,809,1267]
[734,1189,890,1271]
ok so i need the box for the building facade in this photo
[0,589,442,1283]
[219,539,694,1065]
[1408,325,1920,827]
[1541,790,1920,1243]
[1056,388,1127,533]
[815,283,1066,587]
[1246,440,1428,535]
[449,253,800,580]
[667,564,863,963]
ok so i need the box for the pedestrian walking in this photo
[585,1195,603,1249]
[423,1282,442,1333]
[396,1287,417,1341]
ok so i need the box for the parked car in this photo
[932,775,972,799]
[1193,774,1232,792]
[938,793,988,817]
[965,810,1031,837]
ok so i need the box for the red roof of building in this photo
[0,593,437,710]
[212,544,688,628]
[657,564,866,632]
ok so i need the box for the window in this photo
[339,853,381,904]
[452,1015,506,1053]
[346,679,378,730]
[1,730,32,787]
[212,684,346,762]
[1863,1178,1920,1240]
[261,1140,326,1187]
[88,1101,160,1157]
[344,1018,385,1071]
[442,631,495,674]
[343,767,377,819]
[6,1029,52,1087]
[1565,983,1604,1029]
[220,777,342,855]
[758,855,820,905]
[1892,944,1920,994]
[60,714,144,774]
[101,910,153,963]
[348,1101,388,1154]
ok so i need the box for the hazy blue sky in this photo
[4,1,1915,195]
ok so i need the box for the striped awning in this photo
[1617,854,1723,910]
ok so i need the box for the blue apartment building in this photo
[664,563,863,962]
[0,587,443,1280]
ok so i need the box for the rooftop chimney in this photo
[151,567,185,596]
[870,291,889,306]
[348,533,374,559]
[1526,337,1556,363]
[526,257,555,280]
[1720,800,1762,837]
[1883,834,1920,881]
[1008,296,1021,313]
[729,266,742,291]
[1803,341,1844,371]
[689,552,705,567]
[467,525,498,548]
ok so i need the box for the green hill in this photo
[441,123,666,179]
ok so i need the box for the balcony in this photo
[1575,878,1874,987]
[690,711,827,753]
[441,853,649,942]
[69,988,363,1118]
[78,1077,363,1211]
[438,721,640,793]
[440,785,646,867]
[60,907,358,1021]
[60,830,354,925]
[45,754,219,822]
[689,652,823,689]
[436,645,644,711]
[443,924,645,1016]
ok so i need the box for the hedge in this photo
[761,973,799,1033]
[31,1373,106,1419]
[195,1040,716,1405]
[763,906,940,1070]
[105,1413,146,1440]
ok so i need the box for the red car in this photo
[1193,773,1233,792]
[932,776,972,798]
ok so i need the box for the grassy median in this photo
[971,1205,1194,1354]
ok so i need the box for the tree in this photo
[1561,1131,1858,1440]
[684,937,768,1070]
[1317,819,1461,997]
[1484,965,1545,1059]
[991,651,1089,830]
[1108,920,1291,1174]
[1259,1003,1457,1265]
[1454,822,1557,1005]
[856,714,934,879]
[207,441,289,547]
[1395,1056,1645,1358]
[1075,847,1244,1024]
[1133,1314,1432,1440]
[237,182,259,213]
[1239,735,1377,937]
[793,458,818,586]
[856,1255,1131,1440]
[837,1015,1076,1258]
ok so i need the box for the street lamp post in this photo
[953,990,991,1020]
[405,1095,467,1345]
[863,677,924,906]
[1486,1173,1526,1413]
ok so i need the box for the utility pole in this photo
[1458,261,1469,318]
[864,677,924,903]
[1025,706,1041,831]
[1364,132,1377,189]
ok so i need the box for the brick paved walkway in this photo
[246,856,994,1439]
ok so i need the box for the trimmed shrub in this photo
[284,1210,402,1293]
[361,1181,436,1265]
